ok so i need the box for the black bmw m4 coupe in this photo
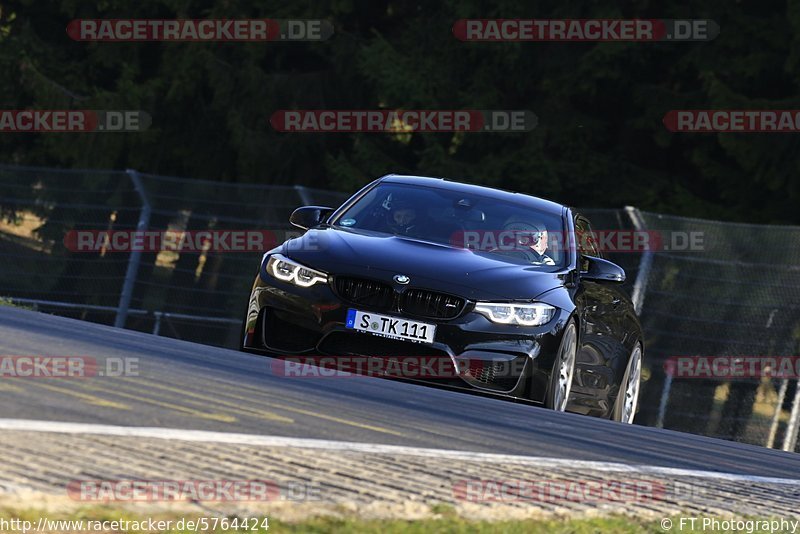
[242,175,644,423]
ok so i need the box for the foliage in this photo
[0,0,798,223]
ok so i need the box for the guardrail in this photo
[6,297,239,337]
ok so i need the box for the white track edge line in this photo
[1,418,798,485]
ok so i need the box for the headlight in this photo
[265,254,328,287]
[474,302,555,326]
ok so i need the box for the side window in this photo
[574,216,601,269]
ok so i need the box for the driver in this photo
[386,200,418,234]
[504,219,555,265]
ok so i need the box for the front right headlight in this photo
[265,254,328,287]
[474,302,555,326]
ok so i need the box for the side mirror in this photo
[581,256,626,284]
[289,206,334,230]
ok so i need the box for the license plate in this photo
[345,309,436,344]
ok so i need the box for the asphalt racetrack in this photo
[1,306,798,479]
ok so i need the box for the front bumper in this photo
[243,272,570,402]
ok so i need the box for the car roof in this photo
[379,174,566,215]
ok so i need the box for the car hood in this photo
[283,228,564,300]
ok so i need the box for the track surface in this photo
[1,307,798,479]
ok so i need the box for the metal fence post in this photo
[114,169,151,329]
[624,206,653,315]
[656,361,674,428]
[782,380,800,452]
[152,312,163,336]
[294,185,313,205]
[767,379,789,448]
[626,206,671,428]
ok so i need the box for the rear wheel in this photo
[612,343,642,423]
[545,320,577,412]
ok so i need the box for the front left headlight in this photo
[474,301,555,326]
[265,254,328,287]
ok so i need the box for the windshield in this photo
[332,182,566,270]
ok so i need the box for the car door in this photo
[571,215,627,415]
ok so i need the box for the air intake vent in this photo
[334,276,395,310]
[401,289,465,319]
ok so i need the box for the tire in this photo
[612,342,642,424]
[545,320,577,412]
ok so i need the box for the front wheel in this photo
[612,343,642,424]
[545,320,577,412]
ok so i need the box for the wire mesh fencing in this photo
[0,163,798,451]
[580,208,800,452]
[625,211,800,452]
[0,164,347,347]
